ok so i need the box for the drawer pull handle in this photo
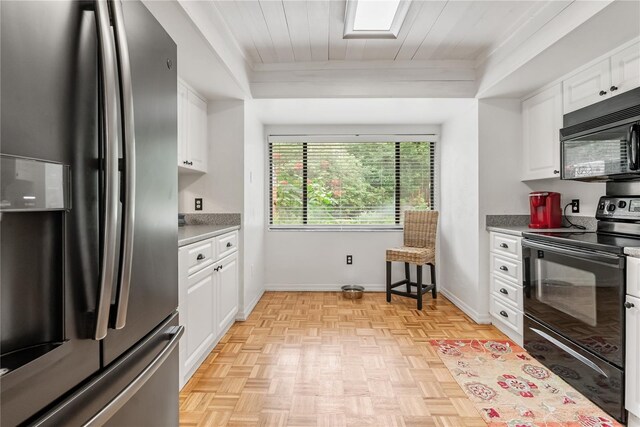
[625,302,635,309]
[226,242,232,248]
[499,265,509,272]
[499,310,508,318]
[196,254,205,261]
[499,243,508,249]
[499,288,509,295]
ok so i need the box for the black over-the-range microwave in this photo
[561,87,640,181]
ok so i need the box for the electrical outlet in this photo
[571,199,580,213]
[346,255,353,265]
[195,198,203,211]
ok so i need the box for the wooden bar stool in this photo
[386,210,438,310]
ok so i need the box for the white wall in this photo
[178,99,244,213]
[438,101,485,321]
[242,102,266,315]
[264,124,439,290]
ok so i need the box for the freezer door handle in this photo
[110,0,136,330]
[94,0,120,341]
[83,325,184,427]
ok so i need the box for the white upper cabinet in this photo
[177,83,189,167]
[522,84,563,181]
[563,59,611,114]
[610,41,640,96]
[178,81,208,173]
[563,41,640,114]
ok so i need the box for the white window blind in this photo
[268,136,435,228]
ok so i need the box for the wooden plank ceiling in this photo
[213,0,567,65]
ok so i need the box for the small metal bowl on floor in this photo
[341,285,364,299]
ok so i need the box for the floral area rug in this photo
[430,339,621,427]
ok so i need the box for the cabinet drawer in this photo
[491,297,523,334]
[216,231,238,259]
[490,232,521,259]
[490,253,521,283]
[186,239,214,276]
[491,274,523,310]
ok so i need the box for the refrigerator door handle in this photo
[83,325,184,427]
[94,0,120,341]
[110,0,136,330]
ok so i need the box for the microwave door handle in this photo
[111,0,136,330]
[94,0,119,340]
[628,124,639,170]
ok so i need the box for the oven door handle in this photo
[522,240,623,267]
[530,327,608,378]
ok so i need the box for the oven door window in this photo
[524,244,624,367]
[562,123,633,180]
[536,259,597,326]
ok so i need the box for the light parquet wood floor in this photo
[179,292,506,427]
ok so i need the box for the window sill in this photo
[268,226,403,232]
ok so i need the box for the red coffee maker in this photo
[529,192,562,229]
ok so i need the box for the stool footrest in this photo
[390,282,434,295]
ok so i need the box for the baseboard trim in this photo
[236,288,265,321]
[439,288,491,324]
[265,283,386,292]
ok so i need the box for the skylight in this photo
[353,0,401,31]
[344,0,411,39]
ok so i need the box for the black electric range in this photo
[520,195,640,423]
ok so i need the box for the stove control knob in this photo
[618,201,627,209]
[599,203,605,210]
[607,204,616,212]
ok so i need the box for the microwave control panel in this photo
[596,197,640,220]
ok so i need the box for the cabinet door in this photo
[185,264,216,370]
[628,256,640,299]
[522,84,562,180]
[177,82,189,168]
[562,59,611,113]
[187,90,208,173]
[611,42,640,96]
[626,295,640,418]
[216,252,239,332]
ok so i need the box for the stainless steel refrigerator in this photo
[1,1,181,425]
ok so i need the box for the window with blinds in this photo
[268,136,435,228]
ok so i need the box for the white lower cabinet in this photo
[178,230,239,389]
[626,294,640,422]
[489,231,524,346]
[217,252,239,332]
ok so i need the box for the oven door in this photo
[522,239,625,367]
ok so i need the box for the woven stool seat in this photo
[386,247,435,265]
[386,210,438,310]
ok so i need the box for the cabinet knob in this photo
[214,266,219,271]
[625,301,635,309]
[197,253,205,261]
[599,90,607,96]
[499,243,508,249]
[499,288,509,295]
[553,170,560,174]
[499,265,509,272]
[499,310,508,318]
[610,85,618,92]
[226,242,232,248]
